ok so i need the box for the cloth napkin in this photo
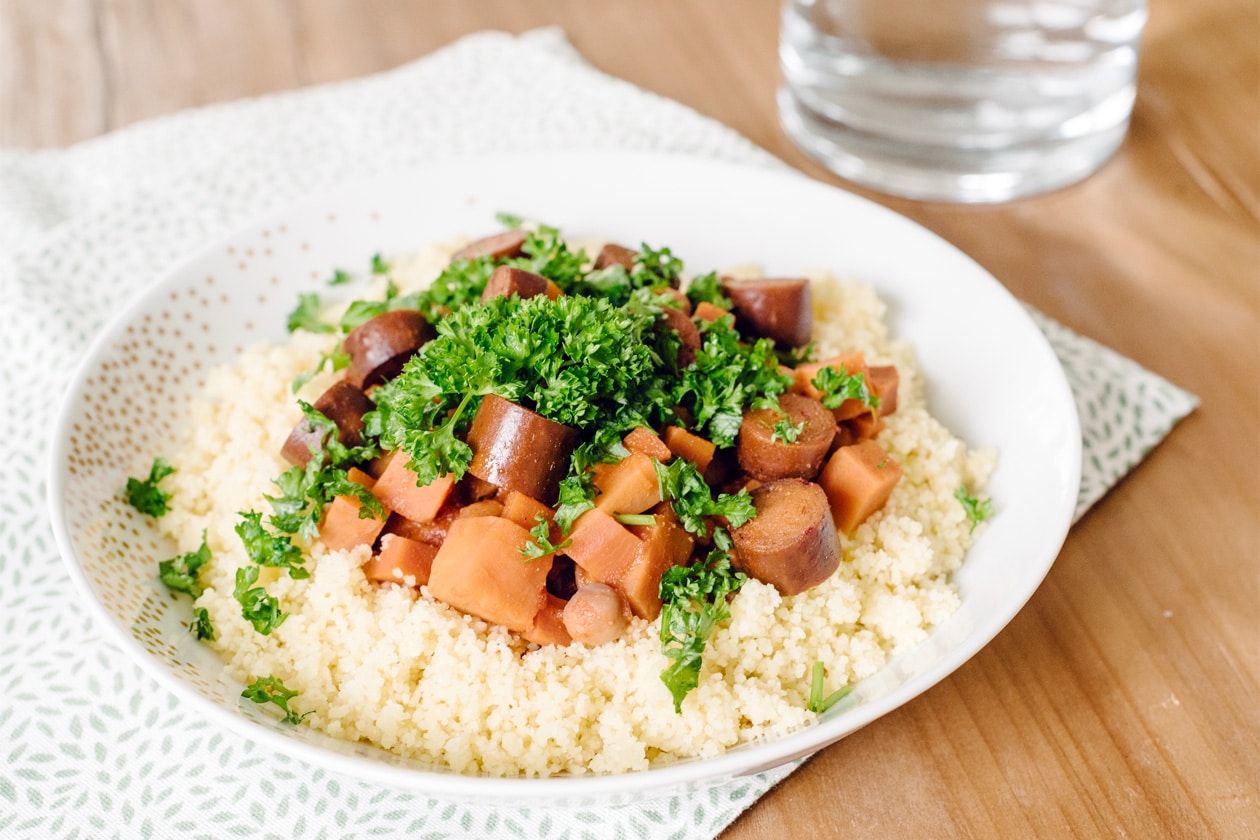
[0,28,1196,840]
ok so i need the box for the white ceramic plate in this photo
[48,152,1080,804]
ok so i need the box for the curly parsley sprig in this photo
[158,531,211,597]
[242,676,312,724]
[125,457,176,517]
[658,549,747,712]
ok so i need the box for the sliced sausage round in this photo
[342,309,435,389]
[659,306,701,368]
[452,229,529,262]
[720,277,812,348]
[481,265,550,302]
[465,394,579,504]
[562,582,631,645]
[281,381,375,466]
[593,243,637,271]
[730,478,841,596]
[737,393,835,481]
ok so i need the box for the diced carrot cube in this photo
[427,517,552,632]
[817,441,903,534]
[592,452,661,516]
[372,455,454,522]
[363,534,437,586]
[692,301,730,322]
[662,426,717,474]
[545,280,563,300]
[520,593,573,647]
[345,467,376,489]
[623,426,672,462]
[320,493,389,552]
[564,509,642,585]
[619,506,695,620]
[501,491,555,531]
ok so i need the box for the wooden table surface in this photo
[4,1,1256,837]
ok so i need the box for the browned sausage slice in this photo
[720,277,813,348]
[730,478,841,596]
[281,380,375,466]
[451,229,529,262]
[481,265,550,302]
[736,393,835,481]
[659,306,701,368]
[465,394,579,504]
[593,243,637,271]
[342,309,435,389]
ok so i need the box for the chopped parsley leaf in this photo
[771,417,805,444]
[191,607,216,641]
[684,271,732,310]
[235,511,309,579]
[327,268,352,286]
[286,292,335,334]
[495,211,525,229]
[158,531,211,597]
[233,566,287,635]
[954,485,994,532]
[653,457,756,539]
[371,253,389,275]
[519,515,572,561]
[811,364,880,413]
[125,457,176,517]
[658,549,746,712]
[614,513,657,526]
[242,676,312,724]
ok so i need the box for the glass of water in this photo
[779,0,1148,202]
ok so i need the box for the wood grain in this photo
[2,1,1256,837]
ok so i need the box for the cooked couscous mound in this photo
[158,240,994,777]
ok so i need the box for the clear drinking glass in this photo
[778,0,1148,202]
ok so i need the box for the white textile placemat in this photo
[0,28,1196,840]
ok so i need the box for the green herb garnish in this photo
[495,211,525,229]
[242,676,312,724]
[653,457,756,540]
[371,253,389,275]
[125,457,176,517]
[191,607,216,641]
[235,512,310,579]
[520,515,573,561]
[328,269,352,286]
[806,661,852,714]
[233,566,287,635]
[811,365,880,412]
[954,484,994,532]
[658,549,747,712]
[771,417,805,444]
[158,531,211,597]
[285,292,335,334]
[614,513,657,526]
[684,271,732,310]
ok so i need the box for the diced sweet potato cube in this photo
[372,455,454,522]
[692,301,730,323]
[363,534,437,587]
[320,493,389,552]
[845,411,886,442]
[817,441,903,534]
[564,509,643,585]
[592,452,661,516]
[662,426,716,474]
[619,506,695,620]
[427,517,552,632]
[869,365,899,417]
[521,593,573,647]
[501,491,556,531]
[623,426,672,462]
[545,280,563,300]
[795,353,873,422]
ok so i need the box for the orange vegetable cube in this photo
[662,426,717,474]
[620,507,695,620]
[817,441,903,533]
[427,517,552,632]
[564,509,642,585]
[692,301,731,323]
[363,534,437,587]
[592,452,661,516]
[520,593,573,647]
[795,353,873,422]
[372,455,454,522]
[623,426,672,462]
